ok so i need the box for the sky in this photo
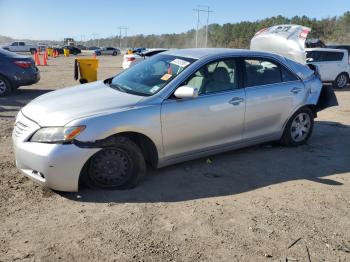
[0,0,349,41]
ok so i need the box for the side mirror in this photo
[306,57,314,62]
[174,86,199,99]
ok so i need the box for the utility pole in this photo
[192,5,213,48]
[92,33,99,47]
[124,27,128,49]
[117,26,128,50]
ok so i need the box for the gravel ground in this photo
[0,54,350,262]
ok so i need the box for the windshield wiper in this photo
[110,83,127,93]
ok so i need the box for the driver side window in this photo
[183,58,238,95]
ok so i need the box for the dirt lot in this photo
[0,54,350,262]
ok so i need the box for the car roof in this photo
[164,48,286,60]
[306,48,347,53]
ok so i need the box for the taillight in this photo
[255,28,267,36]
[127,57,136,62]
[299,29,310,39]
[13,61,32,69]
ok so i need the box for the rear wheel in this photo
[281,107,314,146]
[83,136,146,190]
[30,48,36,54]
[112,52,117,56]
[0,75,12,97]
[333,73,349,89]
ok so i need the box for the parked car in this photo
[0,48,40,96]
[122,48,168,69]
[13,48,337,192]
[306,48,349,88]
[54,46,82,55]
[2,42,37,54]
[305,39,326,48]
[95,47,120,56]
[250,24,350,88]
[88,46,100,51]
[76,45,88,50]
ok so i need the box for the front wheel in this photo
[83,136,146,190]
[333,73,349,89]
[280,107,314,146]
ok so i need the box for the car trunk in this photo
[250,25,338,111]
[250,24,311,64]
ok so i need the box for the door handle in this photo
[229,97,244,106]
[290,87,302,94]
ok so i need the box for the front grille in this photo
[14,121,29,137]
[13,112,40,141]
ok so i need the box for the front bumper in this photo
[12,112,99,192]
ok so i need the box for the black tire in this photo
[0,75,12,97]
[96,52,101,56]
[30,48,36,55]
[280,107,314,147]
[83,136,146,190]
[333,73,349,89]
[112,52,117,56]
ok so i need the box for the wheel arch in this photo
[0,73,14,91]
[77,131,159,189]
[282,104,316,131]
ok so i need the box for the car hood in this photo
[250,24,311,64]
[21,81,144,126]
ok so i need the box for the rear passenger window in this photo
[244,59,282,87]
[322,52,344,61]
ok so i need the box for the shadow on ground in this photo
[64,120,350,203]
[0,88,54,109]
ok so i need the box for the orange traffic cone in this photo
[38,47,41,55]
[33,51,37,64]
[43,53,47,66]
[44,50,48,60]
[36,52,41,66]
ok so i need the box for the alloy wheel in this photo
[0,80,7,95]
[290,112,311,142]
[337,74,348,88]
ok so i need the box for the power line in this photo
[117,26,128,49]
[193,5,213,48]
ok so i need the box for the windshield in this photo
[110,54,196,96]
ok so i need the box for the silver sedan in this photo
[12,48,338,192]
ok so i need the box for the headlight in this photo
[30,126,86,143]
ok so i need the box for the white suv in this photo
[250,25,350,89]
[306,48,349,88]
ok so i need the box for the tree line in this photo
[84,11,350,49]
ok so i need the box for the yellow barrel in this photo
[63,48,70,57]
[74,58,99,83]
[47,48,53,56]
